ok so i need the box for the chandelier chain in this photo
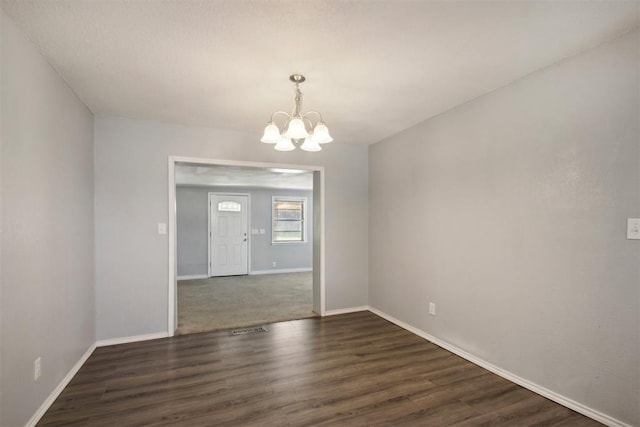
[293,85,303,117]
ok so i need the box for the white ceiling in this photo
[176,164,313,190]
[1,1,638,146]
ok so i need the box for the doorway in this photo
[167,157,325,336]
[208,193,249,277]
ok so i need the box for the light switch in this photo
[259,229,265,235]
[428,302,436,316]
[251,229,259,235]
[627,218,640,240]
[158,223,167,235]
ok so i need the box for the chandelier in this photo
[261,74,333,152]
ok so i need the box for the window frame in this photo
[271,196,307,244]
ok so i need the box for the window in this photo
[272,197,306,243]
[217,201,242,212]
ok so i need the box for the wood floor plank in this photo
[38,311,601,426]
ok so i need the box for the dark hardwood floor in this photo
[39,311,601,426]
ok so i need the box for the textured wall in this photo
[369,31,639,425]
[176,186,313,276]
[94,117,368,340]
[0,10,95,427]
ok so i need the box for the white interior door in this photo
[209,194,248,276]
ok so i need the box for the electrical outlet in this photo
[272,262,277,268]
[34,357,41,381]
[428,302,436,316]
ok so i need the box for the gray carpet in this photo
[177,272,317,335]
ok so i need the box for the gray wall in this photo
[176,186,208,276]
[94,117,368,340]
[0,10,95,427]
[177,186,312,276]
[369,30,639,425]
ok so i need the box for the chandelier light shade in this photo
[300,139,322,152]
[310,122,333,144]
[260,123,281,144]
[284,118,309,139]
[274,138,296,151]
[261,74,333,152]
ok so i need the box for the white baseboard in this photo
[250,267,312,275]
[177,274,208,280]
[324,306,370,316]
[25,343,97,427]
[96,331,170,347]
[367,306,630,427]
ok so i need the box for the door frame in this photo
[167,156,325,335]
[207,192,251,277]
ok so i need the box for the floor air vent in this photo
[230,326,268,336]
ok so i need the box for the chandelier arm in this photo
[270,111,293,133]
[302,110,325,124]
[270,110,292,123]
[302,117,315,131]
